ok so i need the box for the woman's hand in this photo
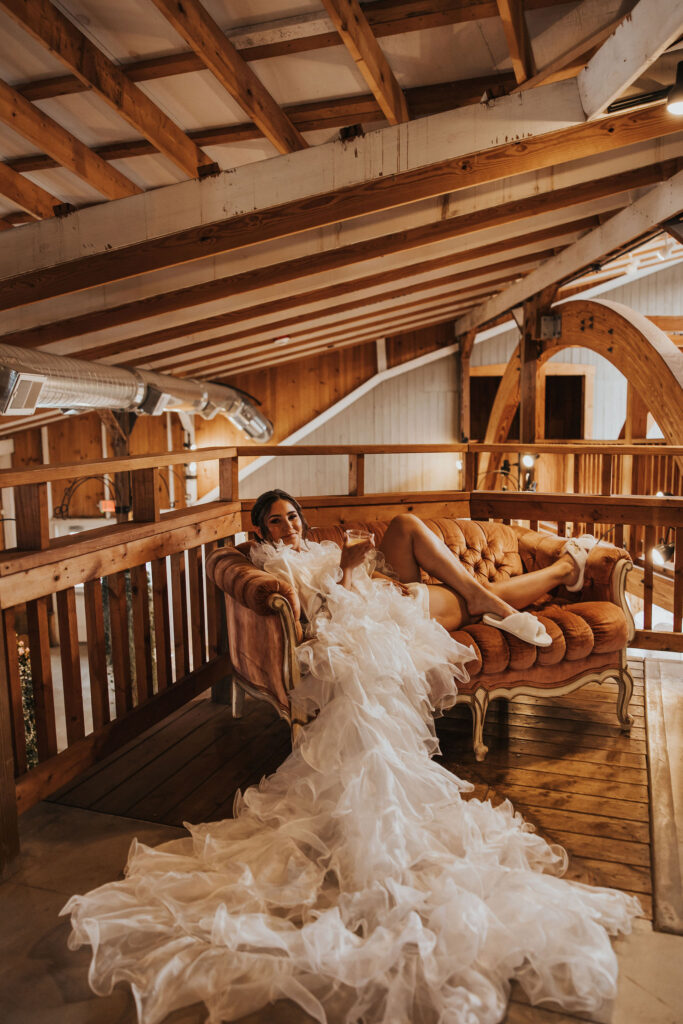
[340,535,374,587]
[372,571,412,597]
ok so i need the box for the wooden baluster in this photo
[0,617,20,874]
[131,467,160,523]
[643,526,654,631]
[204,541,222,661]
[107,572,133,715]
[464,451,476,492]
[557,521,566,539]
[674,526,683,634]
[187,547,206,670]
[55,588,85,744]
[614,523,624,549]
[348,454,365,497]
[26,597,57,759]
[15,483,50,550]
[151,559,172,692]
[130,564,153,703]
[601,454,613,496]
[170,552,189,680]
[3,608,26,775]
[83,579,110,728]
[218,456,239,501]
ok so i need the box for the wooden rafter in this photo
[0,0,213,179]
[142,263,548,373]
[0,78,140,201]
[496,0,535,84]
[513,11,627,94]
[3,95,681,312]
[321,0,409,124]
[100,248,559,368]
[0,160,58,219]
[13,0,571,103]
[149,0,306,155]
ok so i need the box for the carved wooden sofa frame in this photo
[206,518,635,761]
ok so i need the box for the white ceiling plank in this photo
[577,0,683,119]
[455,168,683,333]
[0,78,586,281]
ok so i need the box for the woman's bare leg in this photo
[379,514,578,626]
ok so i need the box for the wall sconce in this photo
[652,526,675,566]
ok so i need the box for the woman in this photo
[252,488,591,643]
[63,491,637,1024]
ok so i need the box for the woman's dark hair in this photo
[250,489,310,541]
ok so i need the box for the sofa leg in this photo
[471,691,489,762]
[616,666,634,731]
[231,678,245,719]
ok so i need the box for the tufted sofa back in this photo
[307,518,524,586]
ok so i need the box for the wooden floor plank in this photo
[441,750,648,785]
[457,766,649,805]
[440,717,646,754]
[492,786,650,827]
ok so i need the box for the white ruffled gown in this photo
[63,540,639,1024]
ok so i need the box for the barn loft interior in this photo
[0,1,681,1022]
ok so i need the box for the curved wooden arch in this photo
[479,298,683,482]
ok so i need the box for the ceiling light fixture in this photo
[273,336,291,347]
[666,60,683,115]
[606,60,683,116]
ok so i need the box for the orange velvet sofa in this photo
[206,518,635,761]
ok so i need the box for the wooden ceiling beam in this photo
[512,11,627,94]
[321,0,408,124]
[456,168,683,333]
[5,90,682,312]
[0,0,213,179]
[0,160,58,219]
[149,0,306,155]
[496,0,535,84]
[7,74,516,174]
[5,216,598,360]
[14,0,569,102]
[0,77,140,200]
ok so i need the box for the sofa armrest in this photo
[511,525,632,596]
[206,545,301,621]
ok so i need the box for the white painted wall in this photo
[241,356,461,499]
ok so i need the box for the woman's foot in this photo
[562,540,588,592]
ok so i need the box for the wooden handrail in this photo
[1,441,679,487]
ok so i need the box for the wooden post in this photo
[348,454,365,496]
[458,330,475,442]
[99,409,136,522]
[15,483,49,550]
[218,455,239,501]
[464,451,476,492]
[601,453,613,495]
[520,287,556,447]
[0,613,20,877]
[131,467,161,522]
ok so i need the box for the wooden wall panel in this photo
[11,427,42,468]
[387,322,453,367]
[48,413,103,518]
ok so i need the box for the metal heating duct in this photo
[0,344,273,442]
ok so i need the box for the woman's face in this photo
[262,499,304,550]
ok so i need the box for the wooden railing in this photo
[0,442,680,875]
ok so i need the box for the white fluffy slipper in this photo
[482,611,552,647]
[562,538,588,592]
